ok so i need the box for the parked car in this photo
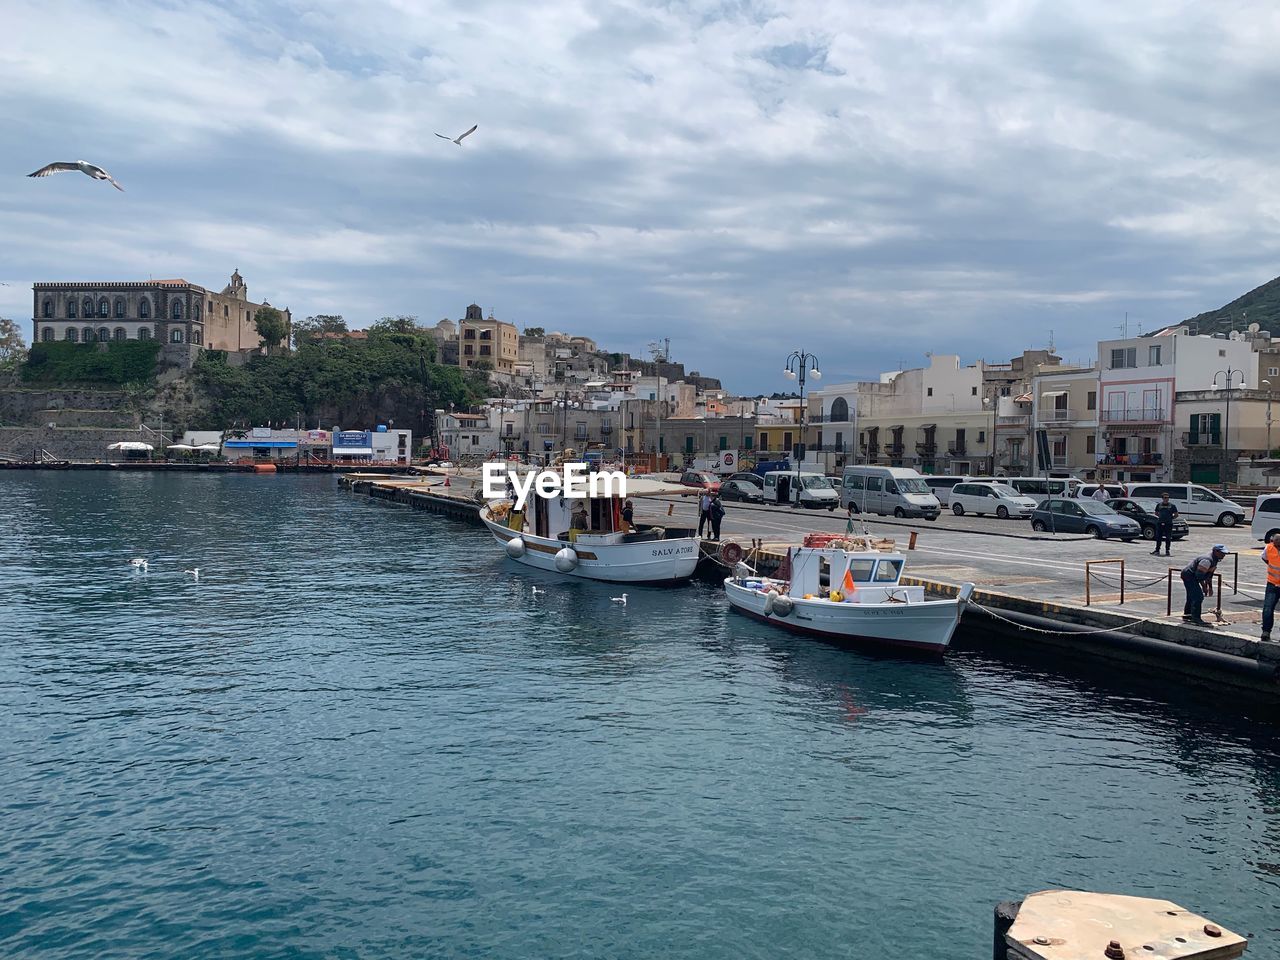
[1078,483,1127,500]
[1251,493,1280,542]
[999,476,1083,503]
[922,475,966,506]
[1124,482,1245,527]
[948,481,1037,519]
[678,470,721,494]
[1105,498,1190,542]
[762,470,840,509]
[721,472,764,502]
[1030,498,1142,540]
[840,465,941,519]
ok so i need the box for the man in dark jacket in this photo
[1151,492,1178,556]
[709,493,725,541]
[1180,545,1225,625]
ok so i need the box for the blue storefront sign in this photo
[333,430,374,456]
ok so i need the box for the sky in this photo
[2,0,1280,393]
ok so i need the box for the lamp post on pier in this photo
[783,350,821,465]
[1264,379,1274,458]
[1210,367,1247,486]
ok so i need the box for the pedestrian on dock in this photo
[1261,533,1280,642]
[1151,492,1178,556]
[1092,485,1108,502]
[698,490,713,538]
[709,493,725,541]
[621,498,634,531]
[1180,544,1225,626]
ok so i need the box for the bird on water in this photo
[129,558,148,572]
[435,124,477,145]
[183,568,200,582]
[28,160,124,191]
[610,594,627,606]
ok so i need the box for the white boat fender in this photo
[772,594,794,617]
[505,537,526,559]
[958,582,976,605]
[554,547,579,572]
[763,589,778,615]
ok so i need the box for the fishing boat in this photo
[723,534,976,653]
[480,477,701,584]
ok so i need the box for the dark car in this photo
[1030,497,1142,540]
[721,472,764,502]
[1105,498,1190,542]
[679,470,721,494]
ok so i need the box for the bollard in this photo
[908,531,918,550]
[667,503,674,516]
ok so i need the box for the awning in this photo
[108,441,153,451]
[333,447,375,456]
[889,423,904,431]
[166,443,195,451]
[224,440,298,448]
[920,423,937,431]
[1014,392,1032,403]
[1040,390,1068,400]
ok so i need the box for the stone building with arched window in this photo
[30,270,291,369]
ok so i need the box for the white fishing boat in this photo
[723,534,976,653]
[480,477,701,584]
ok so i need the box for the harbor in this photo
[340,467,1280,700]
[2,470,1276,958]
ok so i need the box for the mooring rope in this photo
[969,600,1171,636]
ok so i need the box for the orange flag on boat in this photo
[842,568,857,597]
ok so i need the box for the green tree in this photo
[292,314,347,348]
[0,317,28,371]
[523,326,545,337]
[254,306,289,354]
[370,315,420,335]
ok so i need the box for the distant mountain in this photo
[1156,273,1280,337]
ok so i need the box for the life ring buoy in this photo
[719,542,744,565]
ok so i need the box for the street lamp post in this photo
[1265,379,1274,457]
[783,350,821,465]
[982,390,998,475]
[1211,367,1247,485]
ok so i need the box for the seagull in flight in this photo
[28,160,124,191]
[435,124,477,145]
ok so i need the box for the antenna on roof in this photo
[1048,328,1055,352]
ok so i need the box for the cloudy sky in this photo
[3,0,1279,391]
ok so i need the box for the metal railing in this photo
[1183,432,1221,447]
[1037,408,1077,422]
[1100,408,1163,423]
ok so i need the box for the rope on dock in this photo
[969,600,1169,636]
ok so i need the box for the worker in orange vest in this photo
[1263,533,1280,642]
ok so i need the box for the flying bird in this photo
[435,124,477,145]
[28,160,124,191]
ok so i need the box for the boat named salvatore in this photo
[480,477,701,584]
[724,534,975,653]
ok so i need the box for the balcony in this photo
[947,444,966,456]
[1100,407,1163,424]
[1182,432,1220,448]
[600,423,613,434]
[810,413,853,424]
[1037,408,1078,422]
[916,442,937,455]
[1101,452,1164,465]
[887,443,904,457]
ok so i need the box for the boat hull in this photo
[723,579,967,653]
[482,512,700,584]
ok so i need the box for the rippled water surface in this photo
[2,472,1279,959]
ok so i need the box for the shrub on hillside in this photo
[21,340,160,384]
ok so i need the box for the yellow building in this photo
[458,304,519,374]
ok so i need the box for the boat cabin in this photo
[785,546,905,599]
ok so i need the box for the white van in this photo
[762,470,840,510]
[841,466,942,520]
[921,475,966,506]
[1251,493,1280,541]
[1126,482,1246,527]
[1077,483,1126,500]
[989,476,1083,503]
[948,481,1037,519]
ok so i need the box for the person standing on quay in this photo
[1092,485,1109,502]
[1181,545,1225,626]
[709,492,725,542]
[1261,532,1280,642]
[1151,492,1178,557]
[698,489,712,538]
